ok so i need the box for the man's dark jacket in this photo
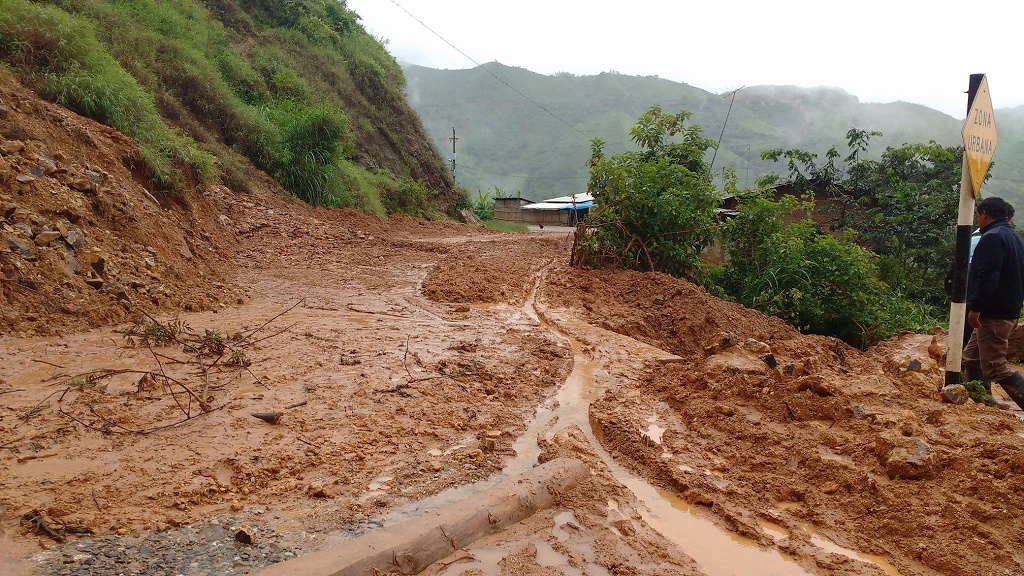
[968,219,1024,319]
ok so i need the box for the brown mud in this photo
[2,74,1024,576]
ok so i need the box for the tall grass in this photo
[0,0,212,191]
[0,0,456,215]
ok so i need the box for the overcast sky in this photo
[346,0,1022,119]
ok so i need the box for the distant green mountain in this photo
[405,62,1024,206]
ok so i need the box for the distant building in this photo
[493,197,536,222]
[495,193,594,226]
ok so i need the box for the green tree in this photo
[762,129,962,307]
[575,106,720,282]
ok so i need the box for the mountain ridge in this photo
[404,62,1023,205]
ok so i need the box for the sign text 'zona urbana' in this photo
[972,108,993,128]
[966,134,994,155]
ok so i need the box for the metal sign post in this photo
[944,74,998,387]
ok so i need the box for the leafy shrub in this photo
[261,100,352,206]
[472,189,494,220]
[715,190,936,347]
[576,106,721,282]
[762,131,961,308]
[381,177,439,219]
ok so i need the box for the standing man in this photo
[963,196,1024,409]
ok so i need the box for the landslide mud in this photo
[3,73,1024,576]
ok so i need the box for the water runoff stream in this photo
[380,275,900,576]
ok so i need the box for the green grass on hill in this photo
[0,0,462,216]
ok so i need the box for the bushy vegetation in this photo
[0,0,461,215]
[0,0,213,191]
[713,190,934,347]
[576,106,721,282]
[577,108,942,348]
[762,130,962,308]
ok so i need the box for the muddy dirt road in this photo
[3,74,1024,576]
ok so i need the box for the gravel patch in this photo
[27,512,381,576]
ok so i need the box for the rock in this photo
[884,440,939,480]
[34,153,58,175]
[15,174,34,183]
[84,275,105,289]
[83,169,105,184]
[13,222,32,237]
[796,376,836,397]
[200,525,231,543]
[9,207,32,224]
[64,229,87,249]
[875,431,940,480]
[59,242,80,273]
[234,526,256,545]
[742,338,772,355]
[7,237,34,260]
[34,230,62,246]
[101,282,129,300]
[0,140,25,155]
[78,251,106,276]
[306,483,331,498]
[68,177,97,193]
[940,384,969,405]
[882,353,935,377]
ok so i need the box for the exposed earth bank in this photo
[2,75,1024,576]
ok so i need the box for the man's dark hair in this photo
[978,196,1014,220]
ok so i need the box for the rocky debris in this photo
[6,237,35,261]
[30,514,322,576]
[882,352,935,377]
[940,383,969,404]
[875,431,941,480]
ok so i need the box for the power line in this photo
[381,0,588,138]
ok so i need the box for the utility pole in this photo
[449,127,458,179]
[745,144,751,188]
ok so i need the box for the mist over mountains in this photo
[404,62,1024,205]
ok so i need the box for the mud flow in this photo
[3,75,1024,576]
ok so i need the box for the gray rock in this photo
[876,432,941,480]
[64,229,87,249]
[16,174,34,183]
[7,237,35,261]
[101,282,128,300]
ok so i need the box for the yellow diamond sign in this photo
[962,75,998,197]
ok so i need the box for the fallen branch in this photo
[16,452,58,464]
[237,299,304,345]
[59,402,228,435]
[31,358,65,369]
[22,510,65,542]
[20,389,64,422]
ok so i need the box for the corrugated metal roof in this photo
[521,192,594,210]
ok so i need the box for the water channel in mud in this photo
[374,275,903,575]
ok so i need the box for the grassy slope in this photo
[0,0,461,217]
